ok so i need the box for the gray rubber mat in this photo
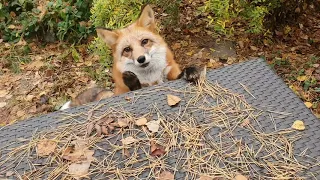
[1,58,319,179]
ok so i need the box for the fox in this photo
[60,4,201,110]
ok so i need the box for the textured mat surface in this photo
[1,58,319,179]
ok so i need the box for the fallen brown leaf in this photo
[101,125,109,135]
[198,175,213,180]
[207,61,214,68]
[297,76,307,82]
[121,136,137,145]
[158,171,174,180]
[234,174,248,180]
[167,94,181,106]
[150,141,166,157]
[0,90,9,98]
[135,117,147,126]
[62,146,73,157]
[292,120,305,130]
[63,149,94,162]
[250,46,258,51]
[238,41,244,49]
[27,59,45,70]
[25,94,34,101]
[172,43,181,50]
[186,51,193,56]
[118,118,129,127]
[125,96,132,101]
[16,110,25,117]
[0,102,7,108]
[123,148,130,158]
[94,124,102,136]
[304,102,313,108]
[63,139,95,162]
[86,123,94,137]
[69,161,91,179]
[36,139,57,157]
[146,120,160,133]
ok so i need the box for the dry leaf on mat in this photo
[124,96,131,101]
[121,136,137,145]
[167,94,181,106]
[146,120,160,133]
[234,174,248,180]
[118,118,129,127]
[101,125,109,135]
[69,161,91,179]
[36,139,57,157]
[94,124,102,136]
[150,141,166,157]
[292,120,305,130]
[123,148,130,158]
[158,171,174,180]
[63,139,95,162]
[86,122,94,137]
[63,148,94,162]
[198,175,213,180]
[135,117,147,126]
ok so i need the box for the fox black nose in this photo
[137,56,146,64]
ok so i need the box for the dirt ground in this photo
[0,2,319,125]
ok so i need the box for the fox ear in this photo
[96,28,118,47]
[137,5,156,31]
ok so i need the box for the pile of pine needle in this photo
[0,74,319,180]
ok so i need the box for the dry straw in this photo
[0,72,319,180]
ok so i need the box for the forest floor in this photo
[0,2,319,125]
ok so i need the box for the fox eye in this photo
[141,39,149,46]
[123,47,132,53]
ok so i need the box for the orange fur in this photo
[96,5,182,95]
[60,5,192,110]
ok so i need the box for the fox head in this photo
[96,5,169,72]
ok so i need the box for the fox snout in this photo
[137,55,146,63]
[133,52,150,68]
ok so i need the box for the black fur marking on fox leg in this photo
[178,66,201,83]
[123,71,142,91]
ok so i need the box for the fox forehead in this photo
[114,26,164,53]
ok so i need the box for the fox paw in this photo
[123,71,142,91]
[179,66,201,83]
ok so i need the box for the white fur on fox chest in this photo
[117,47,171,86]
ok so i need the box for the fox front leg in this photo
[122,71,142,91]
[177,66,202,83]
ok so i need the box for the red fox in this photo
[60,4,201,110]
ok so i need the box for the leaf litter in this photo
[0,76,319,179]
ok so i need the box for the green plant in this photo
[2,45,32,73]
[90,0,148,28]
[202,0,231,34]
[200,0,306,35]
[243,6,268,33]
[0,0,94,43]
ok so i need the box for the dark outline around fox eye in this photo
[123,47,132,53]
[141,39,149,46]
